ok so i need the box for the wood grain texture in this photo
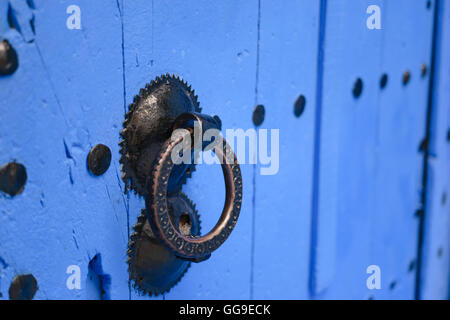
[0,0,447,300]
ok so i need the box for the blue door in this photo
[0,0,448,300]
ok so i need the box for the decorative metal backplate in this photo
[127,193,200,296]
[120,74,201,196]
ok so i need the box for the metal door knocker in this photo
[121,74,242,295]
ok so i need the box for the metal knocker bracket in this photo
[122,74,242,295]
[146,112,243,262]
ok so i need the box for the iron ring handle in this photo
[145,113,243,262]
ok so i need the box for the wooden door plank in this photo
[252,0,320,299]
[0,0,129,299]
[122,0,258,299]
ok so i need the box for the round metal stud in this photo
[0,39,18,76]
[87,144,112,176]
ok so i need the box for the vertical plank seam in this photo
[250,0,261,300]
[308,0,327,299]
[115,0,131,300]
[116,0,127,116]
[415,0,442,300]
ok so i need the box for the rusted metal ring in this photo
[145,122,242,261]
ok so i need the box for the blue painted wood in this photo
[309,0,435,299]
[121,0,257,299]
[253,1,319,299]
[310,0,384,298]
[0,0,448,300]
[0,0,129,299]
[421,0,450,300]
[368,0,435,300]
[369,0,436,300]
